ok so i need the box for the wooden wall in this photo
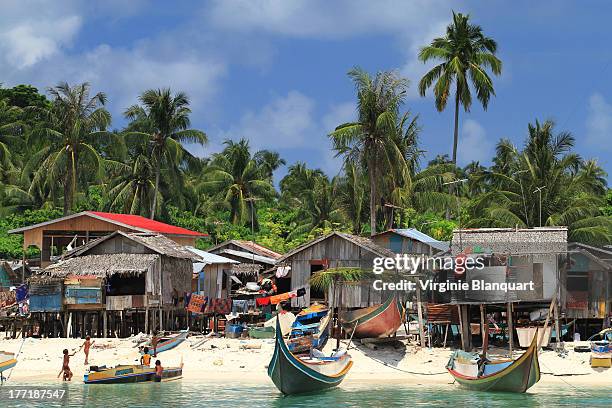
[561,252,610,319]
[286,235,396,309]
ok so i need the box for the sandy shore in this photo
[1,335,610,388]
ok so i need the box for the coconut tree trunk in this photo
[452,90,460,165]
[63,168,71,215]
[368,155,377,236]
[150,160,161,219]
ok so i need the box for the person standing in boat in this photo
[154,360,163,382]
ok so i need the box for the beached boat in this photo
[141,330,188,355]
[268,318,353,395]
[0,351,17,381]
[287,304,331,353]
[590,340,611,368]
[84,364,183,384]
[340,295,402,338]
[446,333,540,393]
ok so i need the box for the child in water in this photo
[154,360,163,382]
[140,347,152,366]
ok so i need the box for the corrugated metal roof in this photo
[207,239,282,259]
[8,211,207,237]
[390,228,449,252]
[185,246,240,269]
[218,248,277,265]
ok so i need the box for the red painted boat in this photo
[341,296,403,338]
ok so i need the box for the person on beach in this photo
[141,347,152,366]
[154,360,163,382]
[82,336,95,365]
[151,331,160,357]
[59,349,75,381]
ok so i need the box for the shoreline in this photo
[2,337,610,386]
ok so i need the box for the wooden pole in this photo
[416,284,426,348]
[553,300,561,349]
[537,295,556,350]
[457,304,465,350]
[506,302,514,357]
[145,308,149,334]
[480,304,488,356]
[443,323,449,348]
[102,311,108,338]
[458,304,472,351]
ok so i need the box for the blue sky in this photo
[1,1,610,181]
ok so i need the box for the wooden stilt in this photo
[459,304,472,351]
[480,304,488,356]
[416,284,426,348]
[145,308,149,334]
[443,323,449,348]
[102,311,108,338]
[553,301,561,349]
[507,302,514,357]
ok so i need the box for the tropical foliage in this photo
[0,10,609,259]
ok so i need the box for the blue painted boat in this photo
[0,351,17,381]
[287,305,330,353]
[141,330,188,355]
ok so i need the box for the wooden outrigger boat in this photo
[340,295,402,338]
[141,330,188,355]
[446,333,540,392]
[84,364,182,384]
[268,318,353,395]
[287,305,331,353]
[0,351,17,383]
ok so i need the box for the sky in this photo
[1,0,610,181]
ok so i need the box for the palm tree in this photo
[0,98,24,170]
[106,134,157,216]
[125,88,207,219]
[287,174,343,240]
[254,150,286,181]
[279,162,325,203]
[28,82,111,214]
[336,162,366,234]
[201,139,275,227]
[468,120,611,244]
[418,11,502,164]
[330,67,409,235]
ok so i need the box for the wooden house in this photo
[372,228,449,255]
[274,231,399,308]
[444,227,568,350]
[563,242,611,337]
[185,246,239,299]
[8,211,207,268]
[33,231,199,337]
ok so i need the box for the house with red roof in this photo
[9,211,207,267]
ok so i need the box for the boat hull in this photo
[341,296,402,338]
[84,365,182,384]
[447,334,540,393]
[0,351,17,374]
[142,330,188,355]
[268,319,352,395]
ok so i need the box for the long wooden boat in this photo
[0,351,17,378]
[340,295,402,338]
[141,330,188,355]
[287,305,331,353]
[446,333,540,393]
[268,318,353,395]
[84,364,182,384]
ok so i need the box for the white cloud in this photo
[586,93,612,151]
[220,91,316,150]
[457,119,493,165]
[322,101,355,134]
[0,14,81,68]
[208,0,458,92]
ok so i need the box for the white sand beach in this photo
[2,335,610,388]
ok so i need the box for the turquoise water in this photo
[2,381,610,407]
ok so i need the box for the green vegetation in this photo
[0,11,609,259]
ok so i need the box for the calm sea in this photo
[2,380,609,407]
